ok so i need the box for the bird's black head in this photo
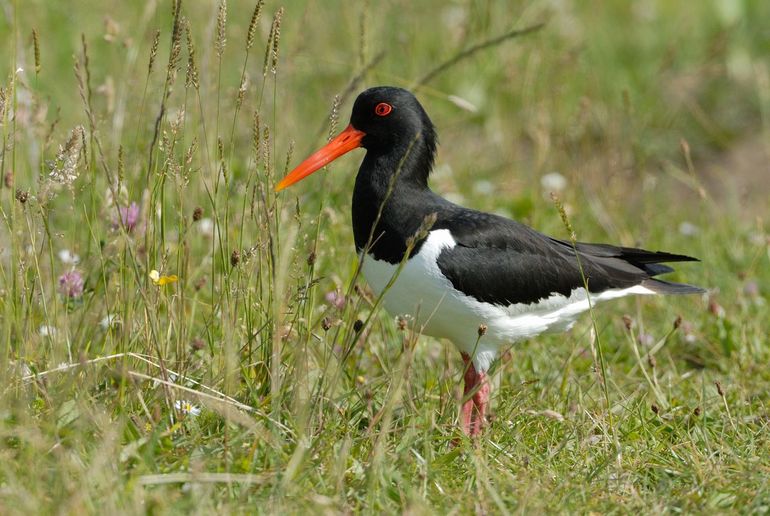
[350,87,436,156]
[275,86,437,191]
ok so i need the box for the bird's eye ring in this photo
[374,102,392,116]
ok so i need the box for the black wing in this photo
[434,209,704,306]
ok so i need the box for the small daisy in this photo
[174,399,201,416]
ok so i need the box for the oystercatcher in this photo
[277,86,704,437]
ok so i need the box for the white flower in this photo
[58,249,80,265]
[39,325,57,337]
[198,218,215,238]
[473,180,494,195]
[100,314,121,329]
[541,172,567,193]
[174,399,200,416]
[678,221,699,236]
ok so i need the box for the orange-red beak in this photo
[275,124,366,191]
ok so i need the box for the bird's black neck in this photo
[351,135,444,263]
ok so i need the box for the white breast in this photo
[362,229,655,372]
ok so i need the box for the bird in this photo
[276,86,704,437]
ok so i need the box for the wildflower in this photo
[743,281,759,298]
[174,399,201,416]
[678,221,699,237]
[113,202,140,232]
[708,299,726,318]
[637,333,655,347]
[541,172,567,194]
[324,289,346,310]
[198,217,215,238]
[58,249,80,265]
[473,179,494,195]
[39,325,57,337]
[100,313,120,329]
[58,270,84,298]
[149,270,179,286]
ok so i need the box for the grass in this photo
[1,0,769,513]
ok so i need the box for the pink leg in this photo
[460,353,490,437]
[470,372,490,437]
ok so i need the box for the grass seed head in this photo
[270,7,284,74]
[48,126,85,187]
[246,0,264,51]
[15,189,29,204]
[216,0,227,58]
[622,314,633,330]
[148,29,161,74]
[184,19,199,89]
[715,381,724,397]
[32,29,41,75]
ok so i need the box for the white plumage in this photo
[363,229,656,372]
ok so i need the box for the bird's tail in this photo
[641,278,706,295]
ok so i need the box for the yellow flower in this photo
[149,269,179,286]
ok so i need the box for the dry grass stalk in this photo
[80,33,93,105]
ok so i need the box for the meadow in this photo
[1,0,769,513]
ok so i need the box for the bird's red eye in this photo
[374,102,392,116]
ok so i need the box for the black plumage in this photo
[347,86,703,305]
